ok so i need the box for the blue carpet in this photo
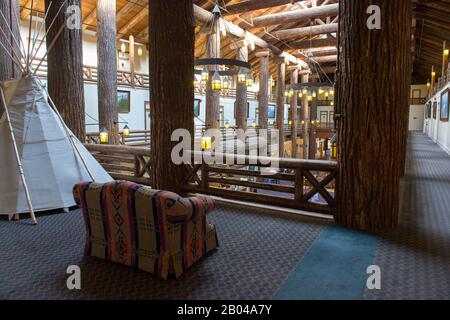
[274,224,378,300]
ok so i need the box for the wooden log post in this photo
[275,57,286,157]
[234,41,248,130]
[301,74,309,159]
[430,65,436,94]
[148,0,195,193]
[335,0,412,232]
[205,21,220,129]
[97,0,118,144]
[442,41,448,82]
[251,4,339,28]
[273,23,339,41]
[309,93,318,159]
[45,0,85,140]
[257,50,270,129]
[289,67,298,158]
[0,0,21,118]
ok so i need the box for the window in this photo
[117,90,131,113]
[268,104,276,119]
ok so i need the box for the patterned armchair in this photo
[73,180,218,279]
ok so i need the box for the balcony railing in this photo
[84,144,337,215]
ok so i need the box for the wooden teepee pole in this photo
[0,87,37,225]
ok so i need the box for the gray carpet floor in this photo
[1,132,449,300]
[364,132,450,299]
[0,202,327,300]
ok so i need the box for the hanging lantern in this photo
[325,91,329,98]
[302,88,308,95]
[222,76,230,90]
[298,91,303,98]
[312,91,317,98]
[225,121,230,129]
[211,71,222,91]
[307,95,313,101]
[284,90,289,97]
[252,121,257,128]
[288,89,294,98]
[120,42,126,53]
[444,49,449,57]
[99,128,109,144]
[122,125,130,137]
[137,47,143,56]
[288,120,292,126]
[238,68,247,83]
[329,89,334,95]
[246,75,253,87]
[318,88,324,95]
[427,81,431,88]
[201,136,212,150]
[301,120,305,125]
[201,67,209,82]
[330,101,334,106]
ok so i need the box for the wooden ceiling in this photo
[18,0,450,84]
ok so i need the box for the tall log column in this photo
[335,0,412,231]
[257,51,270,129]
[149,0,194,193]
[308,93,318,159]
[97,0,118,143]
[45,0,85,140]
[301,74,309,159]
[0,0,20,117]
[205,24,220,129]
[275,58,286,157]
[289,67,298,158]
[235,42,248,130]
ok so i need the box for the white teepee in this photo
[0,74,113,220]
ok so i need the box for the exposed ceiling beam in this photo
[20,0,33,20]
[117,5,149,39]
[193,4,309,69]
[288,38,337,49]
[224,0,294,15]
[250,3,338,28]
[82,8,97,31]
[272,23,338,41]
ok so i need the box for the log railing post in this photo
[294,168,304,201]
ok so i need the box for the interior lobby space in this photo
[0,0,449,303]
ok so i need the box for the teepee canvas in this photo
[0,74,113,220]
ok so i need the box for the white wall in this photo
[424,82,450,155]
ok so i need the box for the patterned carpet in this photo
[364,132,450,299]
[0,202,327,300]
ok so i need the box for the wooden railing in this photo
[84,144,337,215]
[182,151,337,215]
[86,124,335,146]
[33,59,150,89]
[84,144,152,185]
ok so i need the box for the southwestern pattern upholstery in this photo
[73,180,218,279]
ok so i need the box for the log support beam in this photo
[335,0,412,232]
[97,0,118,143]
[148,0,195,194]
[257,51,270,130]
[235,42,248,130]
[289,68,299,158]
[275,59,286,157]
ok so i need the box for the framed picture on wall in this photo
[268,104,276,119]
[433,101,437,119]
[440,89,449,121]
[194,98,201,117]
[117,90,131,113]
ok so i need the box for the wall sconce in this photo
[224,121,230,129]
[120,42,126,53]
[444,49,449,57]
[99,127,109,144]
[137,47,143,56]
